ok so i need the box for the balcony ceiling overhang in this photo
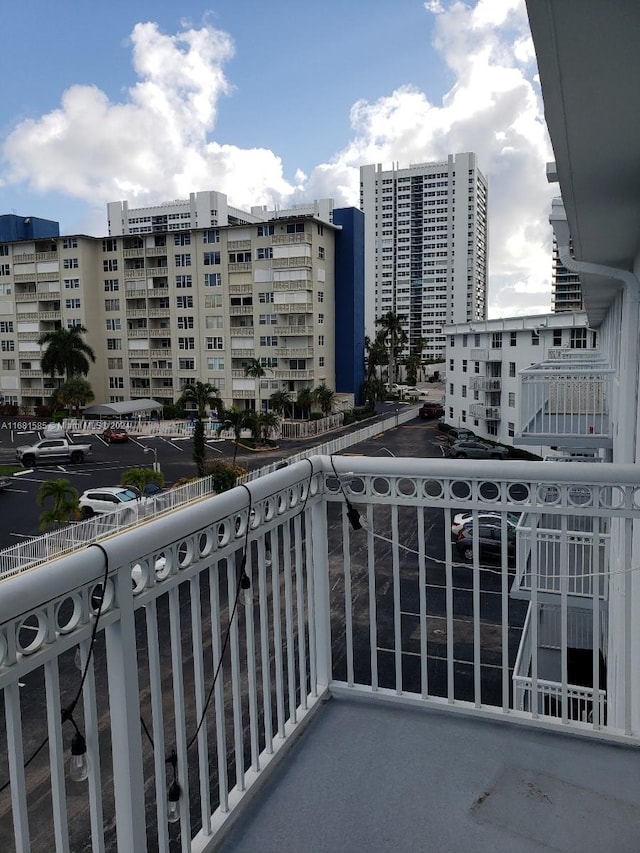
[527,0,640,325]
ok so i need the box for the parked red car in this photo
[103,427,129,443]
[419,402,444,420]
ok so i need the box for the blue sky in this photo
[0,0,555,315]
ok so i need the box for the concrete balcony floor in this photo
[220,695,640,853]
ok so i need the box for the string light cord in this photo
[0,542,111,794]
[329,455,363,530]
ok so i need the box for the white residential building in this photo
[107,190,262,236]
[443,312,597,454]
[360,152,487,358]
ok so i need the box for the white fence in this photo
[0,475,215,578]
[0,457,638,850]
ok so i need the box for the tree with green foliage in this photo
[219,407,250,463]
[269,390,293,418]
[120,467,165,493]
[244,358,266,411]
[314,383,337,416]
[37,478,79,531]
[364,332,389,383]
[203,460,247,493]
[258,410,281,444]
[58,376,95,416]
[193,418,206,475]
[38,325,96,381]
[405,354,422,387]
[296,387,314,419]
[375,312,407,389]
[361,376,388,407]
[179,381,222,419]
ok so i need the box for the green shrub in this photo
[309,412,323,421]
[203,459,247,493]
[342,410,356,425]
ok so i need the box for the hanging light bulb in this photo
[167,780,181,824]
[69,731,89,782]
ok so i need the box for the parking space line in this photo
[159,436,183,451]
[95,435,108,446]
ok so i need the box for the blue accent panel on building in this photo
[0,215,60,242]
[332,207,365,401]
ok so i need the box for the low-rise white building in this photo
[443,312,597,455]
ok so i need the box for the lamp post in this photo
[144,445,160,474]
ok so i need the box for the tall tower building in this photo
[552,238,583,312]
[360,152,487,360]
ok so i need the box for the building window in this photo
[102,259,116,271]
[474,361,480,374]
[491,332,502,349]
[176,275,192,288]
[0,340,14,351]
[462,359,467,373]
[259,292,274,303]
[319,356,325,367]
[461,410,467,423]
[65,298,80,309]
[205,316,223,329]
[64,279,80,289]
[289,359,307,370]
[104,299,120,311]
[63,238,78,249]
[259,336,278,346]
[108,358,123,369]
[204,273,221,287]
[109,377,124,389]
[0,321,13,333]
[508,422,515,437]
[553,329,562,347]
[318,335,325,346]
[176,254,192,267]
[449,358,454,372]
[286,223,305,233]
[259,314,277,325]
[179,358,195,370]
[174,233,191,246]
[176,295,193,308]
[509,362,516,378]
[257,248,273,260]
[257,225,274,237]
[107,338,122,350]
[205,337,224,350]
[64,258,79,269]
[462,334,468,346]
[510,331,517,346]
[449,383,454,395]
[570,328,587,349]
[508,392,516,407]
[106,318,121,330]
[177,316,194,329]
[207,357,225,370]
[318,313,324,325]
[448,407,453,419]
[318,291,324,303]
[203,229,220,244]
[318,246,325,260]
[0,264,10,276]
[487,421,498,436]
[474,334,480,347]
[104,278,119,291]
[531,330,540,346]
[178,337,195,349]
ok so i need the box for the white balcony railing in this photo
[517,357,615,448]
[0,457,639,850]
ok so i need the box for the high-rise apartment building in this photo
[552,238,583,312]
[0,209,364,413]
[360,152,487,360]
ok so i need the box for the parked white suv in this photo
[79,487,150,519]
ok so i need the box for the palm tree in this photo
[37,478,79,531]
[361,376,387,408]
[219,407,250,463]
[258,411,281,444]
[38,325,96,381]
[314,383,337,416]
[59,377,95,416]
[364,332,389,383]
[296,387,314,420]
[375,312,407,389]
[270,390,293,419]
[244,358,266,411]
[405,354,422,387]
[179,381,223,419]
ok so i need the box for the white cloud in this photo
[2,2,555,317]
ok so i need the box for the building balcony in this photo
[150,348,173,357]
[227,240,252,250]
[272,257,312,269]
[470,347,502,361]
[126,328,149,338]
[469,402,501,420]
[229,306,253,316]
[123,248,144,258]
[228,284,253,294]
[274,369,315,380]
[272,280,312,291]
[274,347,314,357]
[1,457,639,850]
[274,325,313,335]
[125,308,148,318]
[275,302,313,314]
[148,308,171,318]
[469,376,501,392]
[517,356,615,448]
[271,232,312,244]
[228,262,252,273]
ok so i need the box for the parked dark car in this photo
[449,440,509,459]
[455,521,516,563]
[437,422,475,444]
[419,402,445,419]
